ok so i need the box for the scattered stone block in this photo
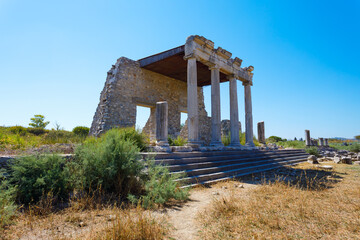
[307,155,319,164]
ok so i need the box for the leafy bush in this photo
[111,127,148,151]
[42,130,75,144]
[267,136,284,143]
[73,129,144,195]
[277,140,306,149]
[29,114,49,129]
[8,155,70,204]
[305,147,320,157]
[349,143,360,153]
[169,136,187,146]
[27,127,49,136]
[9,126,28,136]
[222,135,231,146]
[128,160,189,209]
[72,126,89,137]
[0,171,17,229]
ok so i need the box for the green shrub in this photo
[111,127,148,151]
[267,136,284,143]
[9,126,28,136]
[73,129,144,195]
[222,135,231,146]
[173,136,187,146]
[8,155,70,204]
[0,171,17,229]
[277,140,306,149]
[128,160,189,209]
[72,126,89,137]
[29,114,49,129]
[42,130,75,144]
[305,146,320,157]
[27,127,48,136]
[349,143,360,153]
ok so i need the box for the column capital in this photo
[242,80,252,86]
[208,63,219,71]
[183,53,198,61]
[226,74,236,80]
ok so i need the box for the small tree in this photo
[294,137,297,141]
[29,114,49,129]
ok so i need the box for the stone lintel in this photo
[185,35,253,82]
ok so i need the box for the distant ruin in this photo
[90,35,255,148]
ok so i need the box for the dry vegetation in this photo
[198,163,360,239]
[2,162,360,239]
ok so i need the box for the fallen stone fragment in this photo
[307,155,319,164]
[334,155,341,164]
[354,161,360,165]
[341,156,352,164]
[318,165,333,170]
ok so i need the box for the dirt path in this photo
[159,181,258,240]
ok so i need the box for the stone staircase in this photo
[142,149,308,187]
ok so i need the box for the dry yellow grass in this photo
[198,163,360,240]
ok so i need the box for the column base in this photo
[210,141,223,147]
[156,140,169,147]
[245,142,256,147]
[186,141,202,150]
[228,142,243,148]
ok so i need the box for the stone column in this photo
[210,66,222,146]
[319,138,324,147]
[156,101,169,146]
[305,130,311,146]
[257,121,265,144]
[243,81,255,147]
[325,138,329,147]
[228,75,241,147]
[186,56,200,145]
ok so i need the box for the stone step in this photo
[178,157,307,185]
[161,152,307,169]
[153,150,305,165]
[182,159,304,188]
[170,154,308,175]
[142,149,304,160]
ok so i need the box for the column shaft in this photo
[229,75,241,146]
[305,130,311,146]
[187,57,199,144]
[210,67,222,146]
[244,83,255,147]
[155,101,169,146]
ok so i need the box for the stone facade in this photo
[90,57,211,143]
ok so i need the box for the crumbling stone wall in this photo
[90,57,211,143]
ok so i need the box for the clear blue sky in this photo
[1,0,359,139]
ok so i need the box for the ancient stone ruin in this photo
[90,35,255,150]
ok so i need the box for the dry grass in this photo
[1,191,169,240]
[198,163,360,240]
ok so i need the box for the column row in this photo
[186,58,254,147]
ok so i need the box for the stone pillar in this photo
[319,138,324,147]
[210,66,222,146]
[228,75,241,147]
[156,101,169,146]
[257,121,265,144]
[305,130,311,146]
[186,56,200,145]
[243,81,255,147]
[325,138,329,147]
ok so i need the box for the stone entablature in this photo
[184,35,253,84]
